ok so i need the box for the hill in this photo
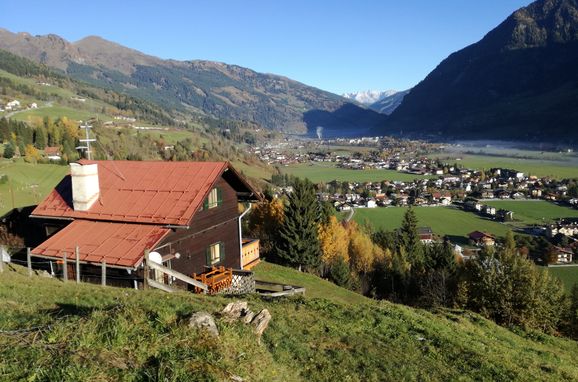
[0,29,386,136]
[382,0,578,143]
[0,261,577,381]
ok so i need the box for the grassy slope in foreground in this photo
[1,262,577,381]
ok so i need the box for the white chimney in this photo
[70,162,100,211]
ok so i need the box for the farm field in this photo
[485,200,578,225]
[353,206,510,244]
[281,162,433,183]
[10,105,111,123]
[544,266,578,292]
[433,152,578,179]
[0,161,67,215]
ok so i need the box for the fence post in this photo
[101,260,106,286]
[143,249,150,290]
[75,245,80,283]
[27,248,32,277]
[63,252,68,282]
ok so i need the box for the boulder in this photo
[222,301,249,322]
[251,309,271,337]
[189,311,219,337]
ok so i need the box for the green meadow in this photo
[485,200,578,225]
[434,152,578,179]
[0,161,68,215]
[353,206,510,244]
[546,266,578,292]
[281,162,432,183]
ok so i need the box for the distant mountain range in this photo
[368,90,410,115]
[342,89,410,116]
[0,28,386,136]
[342,90,398,105]
[382,0,578,143]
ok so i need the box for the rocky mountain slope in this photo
[0,29,386,136]
[382,0,578,142]
[342,89,398,105]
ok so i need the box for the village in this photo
[253,136,578,266]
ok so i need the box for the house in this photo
[468,231,496,246]
[29,160,261,288]
[43,146,62,161]
[551,246,573,264]
[417,227,434,244]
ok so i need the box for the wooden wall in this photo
[156,176,242,276]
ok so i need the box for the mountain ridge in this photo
[382,0,578,142]
[0,28,386,135]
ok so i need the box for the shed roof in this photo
[31,220,170,268]
[31,160,255,226]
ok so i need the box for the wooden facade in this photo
[154,176,243,276]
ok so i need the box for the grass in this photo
[0,160,68,215]
[281,162,433,183]
[434,152,578,179]
[11,105,110,123]
[546,266,578,292]
[353,206,510,244]
[484,200,578,225]
[253,261,367,305]
[1,262,577,381]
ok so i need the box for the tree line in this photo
[247,177,578,338]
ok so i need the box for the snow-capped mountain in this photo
[369,89,410,115]
[342,90,399,105]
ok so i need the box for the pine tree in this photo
[398,206,424,271]
[329,256,351,288]
[276,178,322,272]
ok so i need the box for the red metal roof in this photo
[31,220,170,268]
[31,160,230,226]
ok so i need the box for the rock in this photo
[251,309,271,337]
[229,375,244,382]
[222,301,249,322]
[241,310,255,324]
[189,311,219,337]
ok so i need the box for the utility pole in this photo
[78,122,96,160]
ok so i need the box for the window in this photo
[206,242,225,265]
[203,187,223,210]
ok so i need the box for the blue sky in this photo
[0,0,530,94]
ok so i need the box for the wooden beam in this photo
[75,246,80,283]
[147,278,178,293]
[62,252,68,282]
[101,260,106,286]
[147,261,208,291]
[27,248,32,277]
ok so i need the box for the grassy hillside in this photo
[1,262,577,381]
[0,160,68,215]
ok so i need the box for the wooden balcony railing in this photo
[241,238,260,269]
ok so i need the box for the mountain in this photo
[342,89,398,105]
[368,89,410,115]
[382,0,578,142]
[0,29,386,136]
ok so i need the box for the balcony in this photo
[241,238,260,270]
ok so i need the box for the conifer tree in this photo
[276,178,322,271]
[398,206,424,270]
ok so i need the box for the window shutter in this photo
[205,247,211,266]
[217,187,223,206]
[203,197,209,210]
[220,242,225,263]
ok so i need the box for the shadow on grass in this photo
[41,303,120,319]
